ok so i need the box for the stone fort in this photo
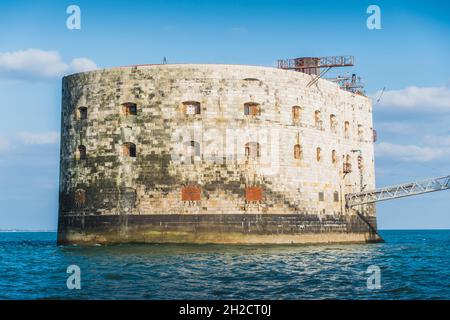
[57,63,381,245]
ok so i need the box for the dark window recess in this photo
[244,102,260,116]
[333,191,339,202]
[344,121,350,138]
[314,110,322,127]
[319,192,325,201]
[182,101,201,115]
[294,144,302,159]
[358,124,364,139]
[78,145,86,160]
[372,129,378,142]
[74,189,86,206]
[343,154,352,173]
[316,147,322,162]
[122,142,136,157]
[332,150,337,164]
[330,114,337,131]
[122,103,137,116]
[78,107,87,120]
[292,106,301,121]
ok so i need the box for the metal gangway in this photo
[346,175,450,208]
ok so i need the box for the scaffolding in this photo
[327,74,365,95]
[277,55,364,94]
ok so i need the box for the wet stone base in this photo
[57,213,383,245]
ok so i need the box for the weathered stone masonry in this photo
[57,64,381,244]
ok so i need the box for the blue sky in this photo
[0,0,449,230]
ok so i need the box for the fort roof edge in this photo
[62,63,370,101]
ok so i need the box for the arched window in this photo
[77,107,87,120]
[182,101,201,115]
[358,124,364,140]
[292,106,301,122]
[122,102,137,116]
[330,114,337,132]
[314,110,323,128]
[244,102,260,116]
[122,142,136,157]
[294,144,302,160]
[245,142,260,158]
[76,145,86,160]
[344,154,352,173]
[331,150,337,164]
[344,121,350,138]
[74,189,86,207]
[184,141,200,157]
[316,147,322,162]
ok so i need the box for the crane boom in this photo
[346,175,450,208]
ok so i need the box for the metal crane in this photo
[345,175,450,208]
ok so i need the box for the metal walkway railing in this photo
[345,175,450,208]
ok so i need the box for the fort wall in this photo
[57,64,380,244]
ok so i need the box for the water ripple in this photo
[1,231,450,299]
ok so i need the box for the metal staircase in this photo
[346,175,450,208]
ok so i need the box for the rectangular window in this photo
[122,103,137,116]
[333,192,339,202]
[182,101,201,115]
[318,192,324,201]
[244,103,260,116]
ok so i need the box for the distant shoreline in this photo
[0,230,57,233]
[1,229,450,233]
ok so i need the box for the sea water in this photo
[0,230,449,299]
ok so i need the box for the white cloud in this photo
[66,57,98,75]
[421,134,450,147]
[375,122,416,134]
[373,85,450,111]
[18,132,59,145]
[0,49,98,80]
[375,142,449,162]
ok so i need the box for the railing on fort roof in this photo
[277,55,354,71]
